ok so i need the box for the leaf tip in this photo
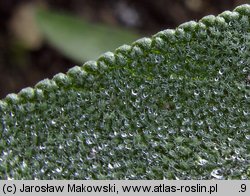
[234,4,250,16]
[18,87,35,100]
[5,93,20,104]
[35,78,58,91]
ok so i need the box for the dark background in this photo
[0,0,249,98]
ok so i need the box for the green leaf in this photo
[35,8,140,63]
[1,4,250,179]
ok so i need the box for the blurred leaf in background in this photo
[35,8,140,63]
[9,3,43,50]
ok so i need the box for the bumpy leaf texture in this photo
[0,5,250,179]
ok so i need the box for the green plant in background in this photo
[0,4,250,179]
[36,8,140,62]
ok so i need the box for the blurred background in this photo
[0,0,249,98]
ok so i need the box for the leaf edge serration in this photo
[1,4,250,111]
